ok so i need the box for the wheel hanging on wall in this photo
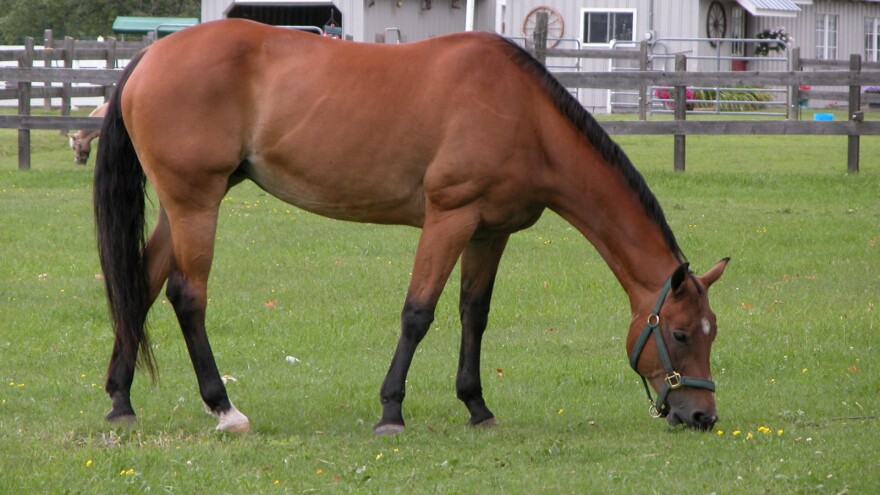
[522,6,565,48]
[706,1,727,48]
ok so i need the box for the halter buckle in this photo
[665,372,683,390]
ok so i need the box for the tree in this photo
[0,0,200,44]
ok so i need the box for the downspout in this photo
[466,0,475,31]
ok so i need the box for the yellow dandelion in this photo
[716,430,724,436]
[86,459,93,468]
[746,432,754,439]
[316,469,323,475]
[376,453,383,461]
[732,430,741,436]
[557,408,564,415]
[777,429,784,436]
[274,479,280,485]
[802,368,808,374]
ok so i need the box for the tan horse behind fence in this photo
[94,19,728,435]
[68,102,108,165]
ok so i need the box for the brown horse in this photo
[68,103,108,165]
[95,19,729,435]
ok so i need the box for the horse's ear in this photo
[670,262,690,294]
[699,257,730,289]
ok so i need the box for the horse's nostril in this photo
[691,411,717,430]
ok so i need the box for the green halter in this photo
[628,275,716,418]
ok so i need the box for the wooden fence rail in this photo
[2,24,880,172]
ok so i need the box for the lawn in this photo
[0,116,878,493]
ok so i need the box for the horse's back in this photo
[123,19,547,227]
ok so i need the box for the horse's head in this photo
[68,133,92,165]
[627,258,729,430]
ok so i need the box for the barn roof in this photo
[112,17,200,37]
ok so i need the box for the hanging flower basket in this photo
[755,27,791,56]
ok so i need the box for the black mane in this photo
[499,37,685,262]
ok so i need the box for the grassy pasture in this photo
[1,112,878,493]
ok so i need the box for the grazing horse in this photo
[69,103,108,165]
[94,19,729,435]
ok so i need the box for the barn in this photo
[200,0,880,112]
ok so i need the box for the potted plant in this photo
[798,85,810,109]
[654,87,695,110]
[755,27,791,56]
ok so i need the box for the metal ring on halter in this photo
[648,402,662,418]
[647,313,660,326]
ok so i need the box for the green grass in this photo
[1,121,878,493]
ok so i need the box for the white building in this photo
[201,1,880,111]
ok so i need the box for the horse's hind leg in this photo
[105,206,172,423]
[162,191,250,433]
[456,235,508,426]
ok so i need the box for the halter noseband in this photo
[628,275,715,418]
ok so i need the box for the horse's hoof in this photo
[105,412,137,425]
[473,416,498,428]
[220,421,253,434]
[373,423,405,437]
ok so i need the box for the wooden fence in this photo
[527,10,880,174]
[0,31,148,169]
[2,26,880,172]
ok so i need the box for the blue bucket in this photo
[813,113,833,121]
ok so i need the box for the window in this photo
[867,17,880,62]
[816,14,838,60]
[582,9,635,45]
[730,6,745,56]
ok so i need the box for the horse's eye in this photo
[672,331,688,343]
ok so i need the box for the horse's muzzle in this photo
[668,409,717,430]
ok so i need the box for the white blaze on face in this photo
[701,317,711,336]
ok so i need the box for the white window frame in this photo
[866,17,880,62]
[816,14,838,60]
[580,8,637,47]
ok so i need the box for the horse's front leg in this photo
[456,235,508,426]
[373,210,478,436]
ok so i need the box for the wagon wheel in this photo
[706,1,727,48]
[522,6,565,48]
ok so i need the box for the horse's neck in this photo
[78,129,100,144]
[543,125,680,307]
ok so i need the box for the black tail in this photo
[94,49,156,379]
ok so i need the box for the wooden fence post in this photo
[848,54,861,174]
[788,47,801,120]
[59,36,74,135]
[105,37,118,101]
[18,37,34,170]
[533,10,548,65]
[638,40,648,121]
[42,29,53,111]
[673,54,687,172]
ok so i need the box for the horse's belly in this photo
[238,155,426,227]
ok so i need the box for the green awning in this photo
[112,17,199,37]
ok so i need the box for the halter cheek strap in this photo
[628,276,715,418]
